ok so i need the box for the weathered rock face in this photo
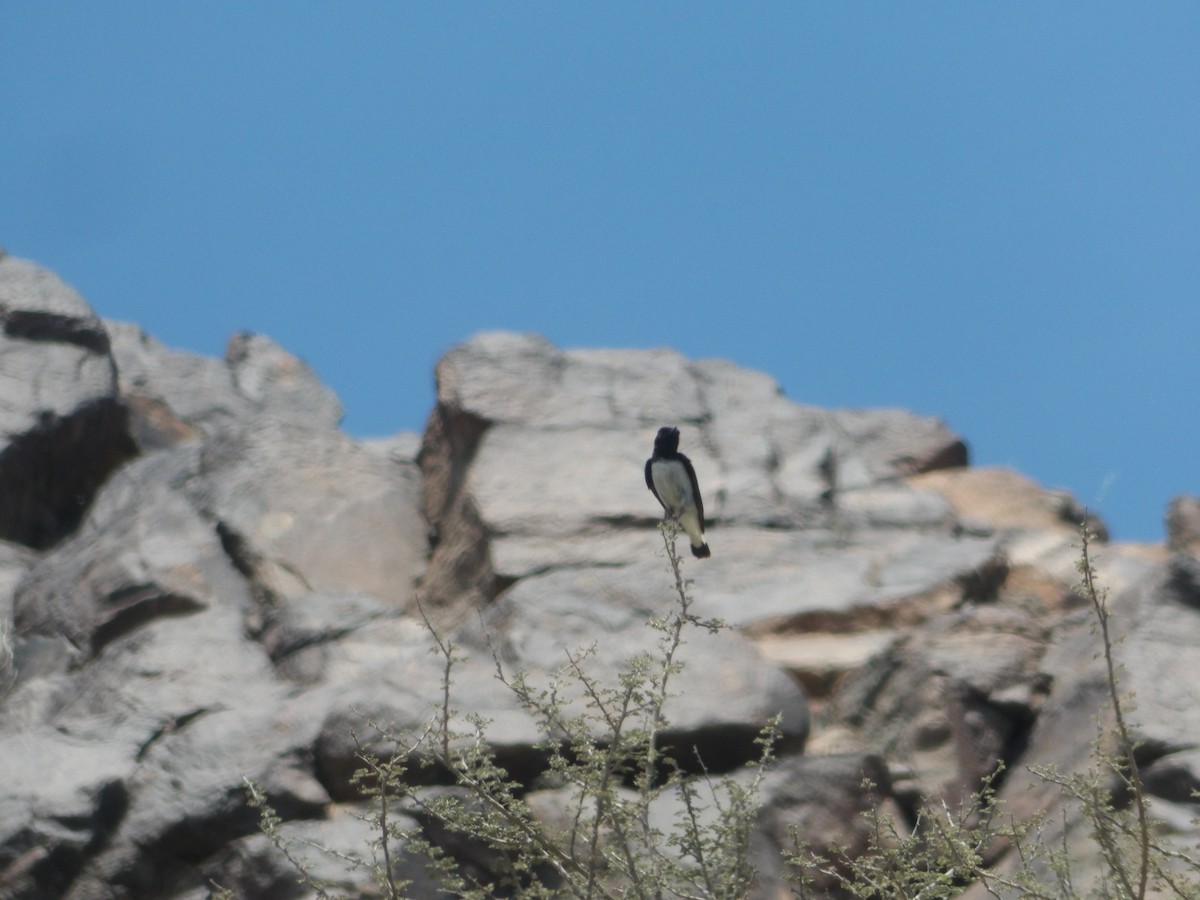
[1,257,1196,899]
[419,332,975,622]
[0,254,137,549]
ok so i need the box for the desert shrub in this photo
[785,521,1200,900]
[242,520,1200,899]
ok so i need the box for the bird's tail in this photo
[691,541,711,559]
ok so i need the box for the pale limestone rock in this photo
[3,282,1191,899]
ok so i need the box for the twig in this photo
[1078,519,1150,900]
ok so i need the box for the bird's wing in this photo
[679,454,705,525]
[645,458,666,511]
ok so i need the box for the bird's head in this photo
[654,426,681,454]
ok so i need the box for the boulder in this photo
[0,255,136,548]
[956,555,1200,897]
[108,324,344,451]
[750,753,896,898]
[198,806,446,899]
[10,447,241,663]
[829,604,1051,810]
[469,563,811,762]
[182,419,426,610]
[0,729,136,899]
[225,331,343,429]
[107,321,245,448]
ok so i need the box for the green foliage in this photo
[387,519,772,898]
[244,777,338,899]
[246,520,774,898]
[786,766,1070,900]
[244,517,1200,899]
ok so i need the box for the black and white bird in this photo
[645,426,711,558]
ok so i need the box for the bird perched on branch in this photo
[645,426,711,558]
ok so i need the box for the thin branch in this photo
[1078,519,1150,900]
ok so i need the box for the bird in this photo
[645,426,711,558]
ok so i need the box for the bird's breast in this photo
[651,459,692,515]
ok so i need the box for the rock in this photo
[467,424,657,534]
[419,331,969,616]
[828,605,1050,808]
[184,419,426,609]
[1116,561,1200,758]
[311,560,810,805]
[309,612,545,802]
[912,468,1171,635]
[361,430,423,464]
[0,541,37,691]
[961,558,1200,895]
[691,526,1000,629]
[199,805,446,899]
[521,753,894,900]
[0,730,136,899]
[433,332,704,429]
[469,564,811,762]
[108,323,344,451]
[2,424,424,895]
[265,589,392,683]
[11,446,244,664]
[416,398,492,615]
[821,406,967,480]
[1166,494,1200,555]
[5,285,1194,900]
[750,753,896,898]
[225,331,343,430]
[0,256,136,548]
[107,321,245,447]
[753,630,896,698]
[911,466,1088,536]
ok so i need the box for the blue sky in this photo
[2,4,1197,542]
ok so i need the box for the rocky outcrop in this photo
[419,332,978,622]
[1,256,1197,898]
[0,254,137,549]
